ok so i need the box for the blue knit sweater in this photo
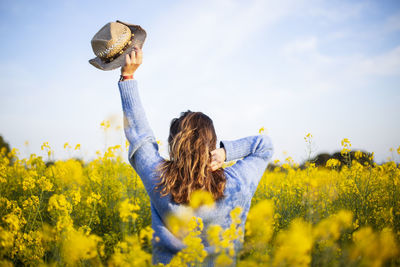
[118,80,274,266]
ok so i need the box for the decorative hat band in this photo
[96,31,135,64]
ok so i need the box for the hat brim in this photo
[89,21,147,71]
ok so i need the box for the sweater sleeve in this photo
[118,79,164,194]
[220,135,274,194]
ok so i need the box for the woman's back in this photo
[117,49,273,266]
[118,78,273,266]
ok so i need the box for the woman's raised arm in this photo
[218,135,274,194]
[118,48,164,195]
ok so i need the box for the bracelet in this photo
[119,74,134,81]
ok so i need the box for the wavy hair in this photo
[155,110,226,204]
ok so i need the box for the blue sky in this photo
[0,0,399,163]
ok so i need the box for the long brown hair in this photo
[155,110,226,204]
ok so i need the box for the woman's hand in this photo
[209,148,226,171]
[121,46,142,78]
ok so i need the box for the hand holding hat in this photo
[89,20,146,71]
[121,46,143,77]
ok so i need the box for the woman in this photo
[118,47,274,266]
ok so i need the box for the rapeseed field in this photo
[0,127,399,266]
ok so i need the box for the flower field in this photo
[0,135,399,266]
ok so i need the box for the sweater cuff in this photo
[220,140,242,162]
[118,79,137,92]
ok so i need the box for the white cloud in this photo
[283,37,318,55]
[140,0,299,82]
[350,45,400,76]
[303,0,369,22]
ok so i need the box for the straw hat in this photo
[89,20,147,71]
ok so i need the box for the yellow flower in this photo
[119,198,140,223]
[109,235,152,266]
[169,216,207,266]
[341,147,351,156]
[139,226,154,244]
[245,200,274,245]
[86,192,102,206]
[37,176,53,191]
[100,120,110,130]
[22,196,39,210]
[22,176,36,191]
[70,189,81,206]
[341,138,351,146]
[230,206,242,225]
[41,142,50,151]
[3,214,20,232]
[48,194,72,214]
[273,219,313,267]
[304,133,313,142]
[0,226,15,248]
[313,210,353,241]
[207,225,223,253]
[62,228,101,265]
[351,227,399,266]
[354,150,363,159]
[166,206,194,239]
[125,140,130,150]
[216,252,233,267]
[63,142,72,149]
[326,158,341,168]
[50,159,85,185]
[189,190,215,210]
